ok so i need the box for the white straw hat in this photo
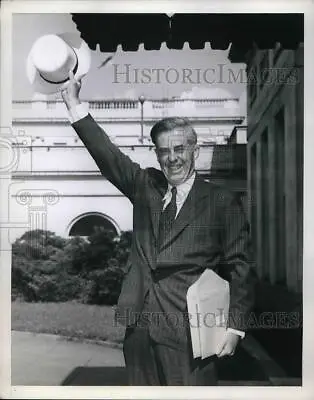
[26,32,91,94]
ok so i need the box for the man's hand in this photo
[61,70,82,111]
[216,330,240,358]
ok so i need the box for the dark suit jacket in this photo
[72,114,256,350]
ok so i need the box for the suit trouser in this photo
[123,325,217,385]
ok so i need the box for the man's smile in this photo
[168,165,183,173]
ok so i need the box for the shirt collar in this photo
[163,172,196,202]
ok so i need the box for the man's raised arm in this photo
[61,71,143,203]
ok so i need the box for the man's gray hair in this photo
[150,117,198,145]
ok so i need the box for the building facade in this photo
[245,45,304,294]
[11,93,246,243]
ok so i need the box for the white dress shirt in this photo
[67,103,245,339]
[68,102,89,123]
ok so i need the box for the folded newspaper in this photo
[186,269,230,359]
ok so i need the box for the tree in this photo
[12,230,70,301]
[84,228,117,271]
[87,258,125,305]
[115,230,132,269]
[51,236,89,275]
[83,228,126,304]
[11,228,132,304]
[12,229,67,260]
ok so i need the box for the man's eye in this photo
[174,146,185,153]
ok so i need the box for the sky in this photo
[12,14,247,113]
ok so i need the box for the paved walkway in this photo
[11,330,301,386]
[11,331,125,386]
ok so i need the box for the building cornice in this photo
[12,116,245,124]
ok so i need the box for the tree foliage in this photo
[12,228,132,304]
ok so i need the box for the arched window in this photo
[68,213,119,237]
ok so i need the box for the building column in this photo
[247,143,252,229]
[256,138,263,279]
[296,45,304,294]
[247,137,259,276]
[267,119,277,284]
[284,85,298,292]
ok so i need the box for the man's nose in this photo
[168,148,178,162]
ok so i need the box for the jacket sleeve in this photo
[72,113,143,203]
[220,192,256,332]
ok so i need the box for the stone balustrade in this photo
[12,98,241,121]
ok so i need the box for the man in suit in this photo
[62,71,255,386]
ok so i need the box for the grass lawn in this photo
[11,301,125,343]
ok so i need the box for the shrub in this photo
[84,229,117,271]
[11,229,132,305]
[54,236,90,275]
[86,260,125,305]
[115,230,132,267]
[11,256,39,302]
[13,229,67,261]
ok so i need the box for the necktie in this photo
[158,187,177,248]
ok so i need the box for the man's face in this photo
[154,129,199,186]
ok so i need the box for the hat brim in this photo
[26,32,91,95]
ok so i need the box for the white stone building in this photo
[9,90,245,242]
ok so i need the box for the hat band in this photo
[39,50,78,85]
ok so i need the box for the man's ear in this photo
[194,145,200,160]
[154,147,160,161]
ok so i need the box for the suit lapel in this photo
[158,174,210,252]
